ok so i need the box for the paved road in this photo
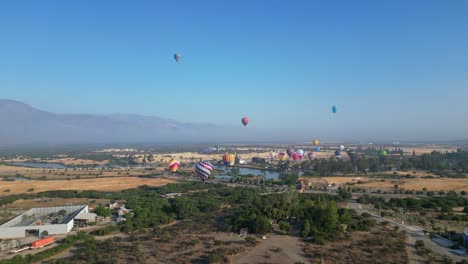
[347,201,467,262]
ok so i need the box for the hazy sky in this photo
[1,0,467,142]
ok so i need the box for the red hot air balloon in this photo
[292,152,301,161]
[241,117,249,126]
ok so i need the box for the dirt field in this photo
[0,177,176,195]
[233,234,308,264]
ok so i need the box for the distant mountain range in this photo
[0,99,224,146]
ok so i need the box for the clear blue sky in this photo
[1,0,467,141]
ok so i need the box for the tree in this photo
[40,230,49,237]
[415,240,424,248]
[338,188,352,201]
[94,204,111,217]
[302,219,311,238]
[58,209,67,216]
[253,215,272,234]
[279,221,291,235]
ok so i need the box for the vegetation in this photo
[0,231,92,264]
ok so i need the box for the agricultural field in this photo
[0,177,176,196]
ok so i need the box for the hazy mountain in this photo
[0,99,223,146]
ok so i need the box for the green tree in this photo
[252,215,272,234]
[93,204,111,217]
[338,188,352,201]
[279,221,291,235]
[40,230,49,237]
[301,219,311,238]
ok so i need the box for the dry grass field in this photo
[360,178,468,192]
[2,198,110,210]
[0,165,165,180]
[301,175,468,192]
[0,177,176,196]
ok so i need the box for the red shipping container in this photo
[31,237,54,248]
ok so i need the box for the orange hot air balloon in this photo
[222,153,236,168]
[167,158,180,172]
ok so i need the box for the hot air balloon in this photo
[278,152,287,161]
[270,152,276,160]
[313,139,319,146]
[335,150,342,158]
[222,153,236,168]
[167,158,180,172]
[332,105,337,114]
[292,152,301,161]
[296,149,305,157]
[241,117,249,126]
[286,147,295,158]
[174,53,181,62]
[307,152,316,161]
[315,147,321,152]
[379,150,388,157]
[195,161,214,181]
[339,145,345,151]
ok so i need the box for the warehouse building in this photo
[0,205,88,239]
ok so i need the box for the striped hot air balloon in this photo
[167,158,180,172]
[307,152,315,161]
[195,161,214,181]
[278,152,287,161]
[222,153,236,168]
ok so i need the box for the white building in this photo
[0,205,89,239]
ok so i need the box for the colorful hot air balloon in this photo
[278,152,287,161]
[307,152,316,161]
[241,117,249,126]
[270,152,276,160]
[315,147,321,152]
[222,153,236,168]
[332,105,337,114]
[195,161,214,181]
[292,152,301,161]
[335,150,342,158]
[286,147,295,158]
[174,53,181,62]
[339,145,345,151]
[379,150,388,157]
[296,149,305,157]
[167,158,180,172]
[313,139,319,146]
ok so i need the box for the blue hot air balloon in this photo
[332,105,337,114]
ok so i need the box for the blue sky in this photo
[1,0,467,141]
